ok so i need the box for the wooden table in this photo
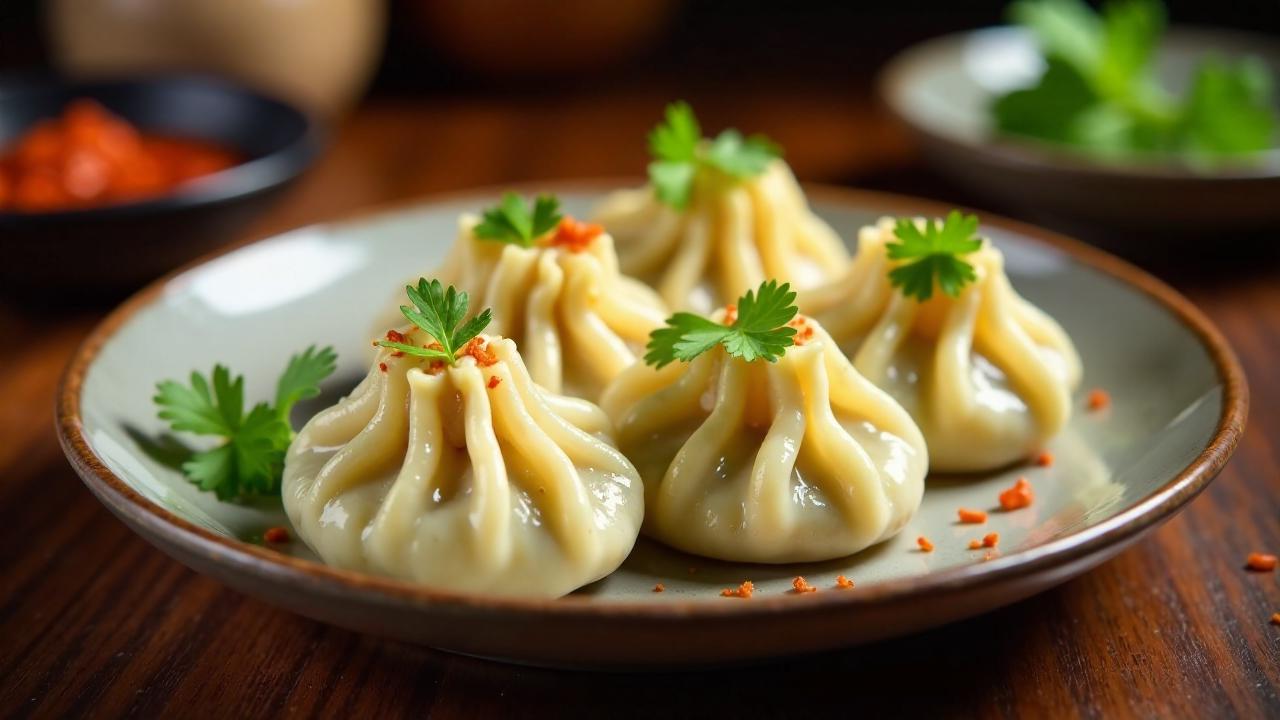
[2,93,1277,718]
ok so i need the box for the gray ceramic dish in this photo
[879,27,1280,239]
[57,184,1247,669]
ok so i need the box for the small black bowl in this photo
[0,75,322,302]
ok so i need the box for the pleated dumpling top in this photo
[800,215,1082,472]
[591,103,849,313]
[284,330,644,598]
[600,283,927,563]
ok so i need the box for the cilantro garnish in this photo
[647,102,782,210]
[376,278,492,364]
[153,345,337,500]
[473,192,562,247]
[644,280,798,368]
[993,0,1277,158]
[886,211,984,302]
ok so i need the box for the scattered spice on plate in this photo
[1087,388,1111,411]
[1246,553,1277,572]
[969,539,984,550]
[835,575,855,589]
[487,376,502,389]
[982,533,1000,548]
[263,527,290,544]
[652,583,665,593]
[721,581,754,598]
[917,536,934,553]
[1035,451,1054,467]
[999,477,1035,511]
[957,508,988,524]
[792,576,817,594]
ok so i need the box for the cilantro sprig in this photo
[473,192,562,247]
[648,102,782,210]
[376,278,492,364]
[886,211,984,302]
[153,345,337,500]
[644,280,798,368]
[993,0,1277,159]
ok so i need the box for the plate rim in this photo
[55,181,1249,621]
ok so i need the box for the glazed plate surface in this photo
[58,185,1246,668]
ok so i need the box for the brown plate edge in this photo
[54,180,1250,623]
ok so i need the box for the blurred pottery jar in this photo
[47,0,385,117]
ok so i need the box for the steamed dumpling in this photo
[599,313,927,563]
[283,334,644,598]
[799,217,1082,472]
[414,216,668,400]
[592,161,849,313]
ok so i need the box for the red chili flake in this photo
[461,337,498,367]
[385,329,406,343]
[546,216,604,252]
[999,477,1034,511]
[378,362,388,373]
[263,527,290,544]
[1246,553,1277,572]
[487,375,502,389]
[1087,388,1111,411]
[792,576,817,594]
[652,583,665,593]
[722,304,738,325]
[787,316,816,345]
[720,581,754,598]
[982,532,1000,548]
[917,536,935,553]
[835,575,855,589]
[1271,613,1280,626]
[1035,451,1054,467]
[968,539,984,550]
[958,508,988,524]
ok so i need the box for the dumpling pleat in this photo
[657,210,712,311]
[454,363,514,571]
[521,254,565,393]
[713,187,766,302]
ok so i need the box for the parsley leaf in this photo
[644,280,798,368]
[886,211,984,302]
[153,345,338,501]
[994,0,1277,159]
[377,278,493,364]
[646,102,782,210]
[473,192,562,246]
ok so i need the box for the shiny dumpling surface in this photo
[384,217,669,401]
[599,317,927,563]
[591,161,849,313]
[283,336,644,598]
[799,217,1083,472]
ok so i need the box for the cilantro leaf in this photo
[377,278,493,364]
[154,346,338,501]
[886,211,984,302]
[473,192,562,246]
[1179,57,1277,156]
[645,101,782,210]
[644,280,798,368]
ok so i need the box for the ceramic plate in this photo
[879,27,1280,239]
[57,185,1247,669]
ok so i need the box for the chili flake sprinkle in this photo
[969,539,984,550]
[835,575,855,589]
[378,362,388,373]
[1246,553,1277,572]
[721,581,754,599]
[487,375,502,389]
[461,337,498,367]
[653,583,665,593]
[546,216,604,252]
[787,316,816,345]
[722,304,738,325]
[792,576,817,594]
[1087,388,1111,411]
[385,329,407,344]
[982,533,1000,548]
[917,536,935,553]
[1035,451,1054,467]
[263,527,290,544]
[958,508,988,524]
[999,477,1035,511]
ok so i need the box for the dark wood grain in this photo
[1,90,1277,719]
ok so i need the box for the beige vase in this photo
[46,0,386,117]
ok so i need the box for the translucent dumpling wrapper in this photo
[591,161,850,313]
[599,314,927,563]
[799,217,1083,473]
[283,335,645,598]
[380,216,668,401]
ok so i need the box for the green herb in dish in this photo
[644,279,798,368]
[886,211,984,302]
[376,278,493,364]
[473,192,562,247]
[992,0,1278,159]
[648,101,782,210]
[153,345,337,500]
